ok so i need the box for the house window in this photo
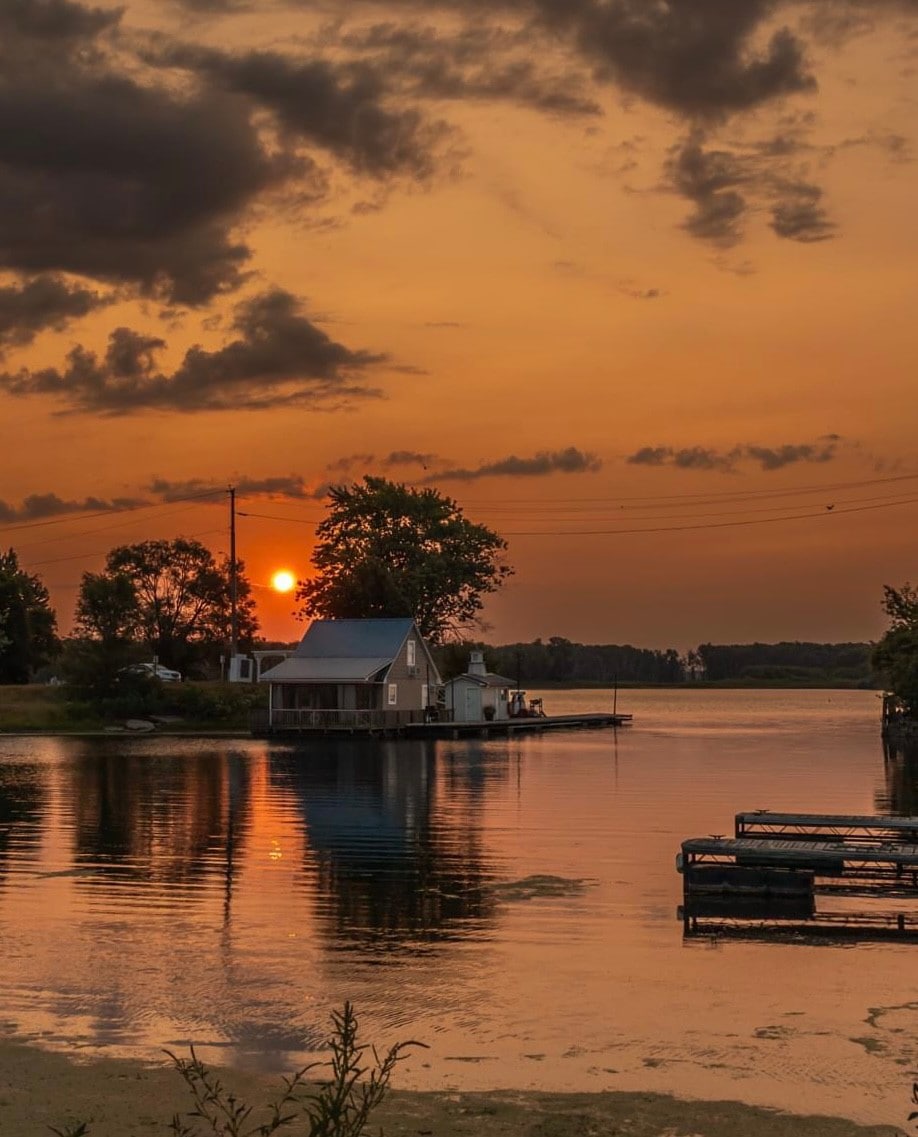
[407,639,416,667]
[388,683,398,706]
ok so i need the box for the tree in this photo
[297,477,513,644]
[63,572,142,695]
[75,538,258,674]
[0,549,58,683]
[873,583,918,716]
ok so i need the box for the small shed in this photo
[443,651,516,722]
[259,618,441,730]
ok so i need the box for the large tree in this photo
[873,583,918,717]
[297,477,512,644]
[75,538,258,673]
[0,549,58,683]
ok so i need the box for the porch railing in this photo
[253,708,426,731]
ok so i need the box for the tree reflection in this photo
[0,762,45,884]
[270,739,506,950]
[65,741,251,890]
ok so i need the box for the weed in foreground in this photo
[51,1002,424,1137]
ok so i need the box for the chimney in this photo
[468,650,487,677]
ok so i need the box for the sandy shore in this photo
[0,1041,905,1137]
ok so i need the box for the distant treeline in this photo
[433,637,875,686]
[693,641,874,685]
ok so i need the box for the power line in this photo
[25,527,228,568]
[455,471,918,505]
[15,502,208,553]
[238,491,918,530]
[238,510,322,525]
[502,495,918,536]
[0,488,227,535]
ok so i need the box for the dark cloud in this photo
[0,289,388,414]
[627,436,842,472]
[769,182,836,241]
[325,453,376,473]
[382,450,440,468]
[619,282,663,300]
[0,0,119,42]
[340,22,601,118]
[666,134,750,246]
[272,0,817,121]
[665,128,840,247]
[324,450,441,473]
[148,474,326,500]
[150,43,450,180]
[531,0,815,120]
[627,445,736,472]
[744,438,840,469]
[427,447,602,482]
[0,275,109,353]
[0,491,146,523]
[0,2,293,304]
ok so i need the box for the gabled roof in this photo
[291,618,415,660]
[260,618,440,684]
[445,671,516,688]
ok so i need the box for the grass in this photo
[0,681,267,734]
[50,1003,423,1137]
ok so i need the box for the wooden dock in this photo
[253,710,631,738]
[408,712,632,739]
[678,811,918,937]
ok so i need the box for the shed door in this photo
[464,687,482,721]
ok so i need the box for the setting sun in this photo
[270,570,296,593]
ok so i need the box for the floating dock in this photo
[678,810,918,937]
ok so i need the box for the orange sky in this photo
[1,0,916,648]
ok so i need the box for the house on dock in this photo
[258,618,441,732]
[443,651,516,722]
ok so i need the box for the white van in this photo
[125,662,182,682]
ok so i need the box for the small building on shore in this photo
[443,651,516,722]
[258,618,440,731]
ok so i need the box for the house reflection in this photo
[270,739,507,950]
[878,738,918,816]
[64,741,252,889]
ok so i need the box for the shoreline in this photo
[0,1039,905,1137]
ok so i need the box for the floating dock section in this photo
[678,810,918,938]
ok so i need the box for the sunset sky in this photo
[1,0,916,649]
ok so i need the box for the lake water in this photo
[1,689,916,1126]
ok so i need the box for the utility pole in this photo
[229,485,238,664]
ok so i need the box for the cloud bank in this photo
[0,290,387,413]
[627,435,842,472]
[427,447,603,482]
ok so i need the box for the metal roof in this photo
[259,656,393,682]
[292,618,415,659]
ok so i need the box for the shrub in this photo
[51,1002,422,1137]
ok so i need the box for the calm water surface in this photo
[2,689,917,1124]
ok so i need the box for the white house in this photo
[443,651,516,722]
[258,618,441,731]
